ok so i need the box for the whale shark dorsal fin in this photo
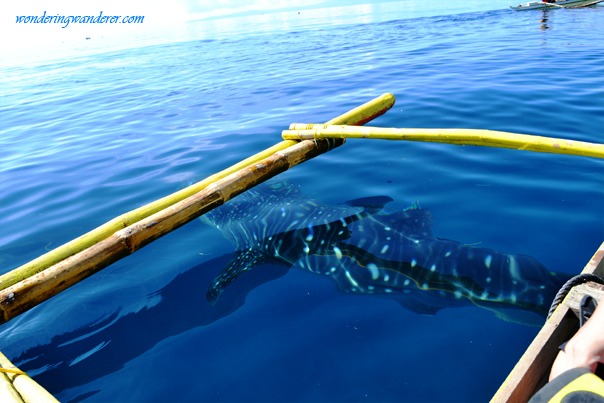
[383,208,433,238]
[207,248,268,304]
[345,195,394,210]
[341,196,394,223]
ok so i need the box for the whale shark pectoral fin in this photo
[206,248,267,304]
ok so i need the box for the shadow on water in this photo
[13,254,290,400]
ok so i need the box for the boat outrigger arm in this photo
[1,92,604,325]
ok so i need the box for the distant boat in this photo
[511,0,604,10]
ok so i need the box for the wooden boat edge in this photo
[491,241,604,402]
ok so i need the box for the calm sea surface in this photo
[1,1,603,402]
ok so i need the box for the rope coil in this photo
[547,273,604,320]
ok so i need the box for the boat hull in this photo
[511,0,604,10]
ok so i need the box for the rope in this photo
[0,367,27,376]
[547,273,604,320]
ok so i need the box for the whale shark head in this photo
[201,181,569,325]
[202,182,391,244]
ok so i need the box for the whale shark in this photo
[201,181,569,324]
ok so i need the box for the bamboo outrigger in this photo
[282,124,604,159]
[0,92,602,401]
[0,93,396,323]
[0,93,396,401]
[3,92,603,323]
[0,352,59,403]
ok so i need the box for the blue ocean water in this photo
[1,1,603,402]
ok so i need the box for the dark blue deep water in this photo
[1,2,603,402]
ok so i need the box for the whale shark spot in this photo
[345,270,360,288]
[367,263,379,280]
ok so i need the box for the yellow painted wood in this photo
[283,124,604,159]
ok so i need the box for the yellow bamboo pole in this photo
[282,124,604,159]
[0,93,396,323]
[0,352,58,403]
[0,142,291,290]
[0,93,395,292]
[0,371,24,403]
